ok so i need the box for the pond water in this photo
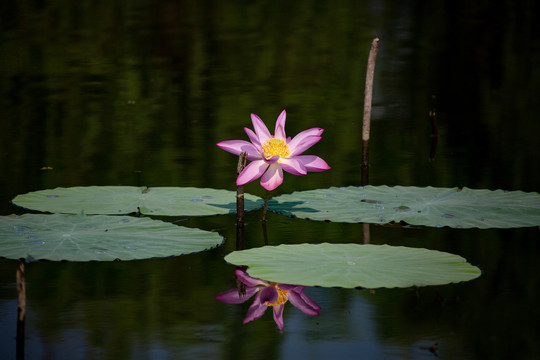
[1,1,539,359]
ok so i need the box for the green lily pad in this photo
[12,186,263,216]
[268,186,540,228]
[225,243,481,288]
[0,213,223,261]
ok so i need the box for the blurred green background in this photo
[1,1,539,359]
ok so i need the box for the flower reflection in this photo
[216,110,330,191]
[216,269,321,333]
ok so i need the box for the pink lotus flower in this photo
[216,269,321,333]
[217,110,330,191]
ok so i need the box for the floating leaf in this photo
[268,186,540,228]
[225,243,481,288]
[12,186,262,216]
[0,213,223,261]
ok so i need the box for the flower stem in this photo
[261,190,271,222]
[236,152,247,251]
[236,152,247,228]
[362,37,379,185]
[362,37,379,144]
[261,219,269,245]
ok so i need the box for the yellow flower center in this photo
[264,285,289,307]
[262,138,291,160]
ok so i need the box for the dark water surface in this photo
[1,1,539,359]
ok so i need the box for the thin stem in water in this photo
[261,190,271,222]
[236,152,247,228]
[362,37,379,185]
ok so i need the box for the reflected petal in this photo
[243,293,268,324]
[215,287,259,304]
[260,286,278,304]
[300,291,322,312]
[278,284,304,291]
[272,305,285,333]
[236,269,268,287]
[288,290,320,316]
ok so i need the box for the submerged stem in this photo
[16,261,26,360]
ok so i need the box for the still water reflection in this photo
[216,269,321,334]
[1,0,539,359]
